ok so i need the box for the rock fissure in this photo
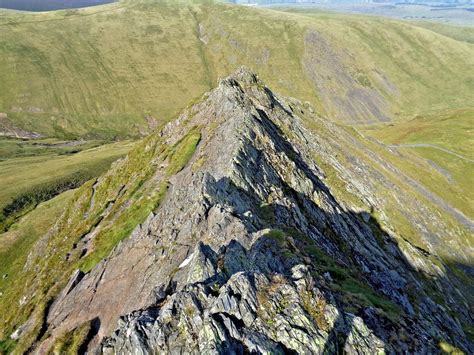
[16,68,472,354]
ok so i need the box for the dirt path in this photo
[390,143,473,163]
[352,131,474,231]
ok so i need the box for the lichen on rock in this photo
[12,68,472,354]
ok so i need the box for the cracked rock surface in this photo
[32,68,472,354]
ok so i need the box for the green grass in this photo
[51,320,92,354]
[411,21,474,44]
[0,0,472,138]
[0,138,102,161]
[361,108,474,218]
[165,127,201,175]
[293,102,471,299]
[0,338,16,354]
[0,124,201,353]
[77,181,169,273]
[364,109,473,158]
[258,6,473,119]
[0,190,75,352]
[439,340,465,354]
[0,0,212,139]
[0,139,135,232]
[79,127,201,272]
[264,228,402,322]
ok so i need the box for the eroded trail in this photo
[390,143,473,163]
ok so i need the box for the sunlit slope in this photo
[361,108,474,218]
[0,139,135,232]
[410,21,474,44]
[197,5,474,123]
[0,0,472,138]
[365,109,473,159]
[0,1,212,138]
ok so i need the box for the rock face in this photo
[0,113,42,139]
[30,68,472,353]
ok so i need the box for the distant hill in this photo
[0,0,472,139]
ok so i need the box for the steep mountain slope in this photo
[0,0,472,138]
[1,0,471,237]
[0,69,471,354]
[361,108,474,219]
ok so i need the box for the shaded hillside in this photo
[0,69,471,354]
[0,0,472,138]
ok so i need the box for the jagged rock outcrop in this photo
[24,68,472,354]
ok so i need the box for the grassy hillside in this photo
[0,189,75,302]
[272,7,473,120]
[364,109,473,159]
[0,188,76,353]
[0,0,472,138]
[0,122,200,353]
[0,139,135,232]
[0,2,472,351]
[0,0,211,139]
[410,21,474,44]
[361,108,474,219]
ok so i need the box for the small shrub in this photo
[301,290,329,331]
[51,320,92,354]
[438,341,464,355]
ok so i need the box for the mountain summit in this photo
[2,68,472,353]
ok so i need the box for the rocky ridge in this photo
[9,68,472,353]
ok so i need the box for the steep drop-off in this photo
[1,69,471,354]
